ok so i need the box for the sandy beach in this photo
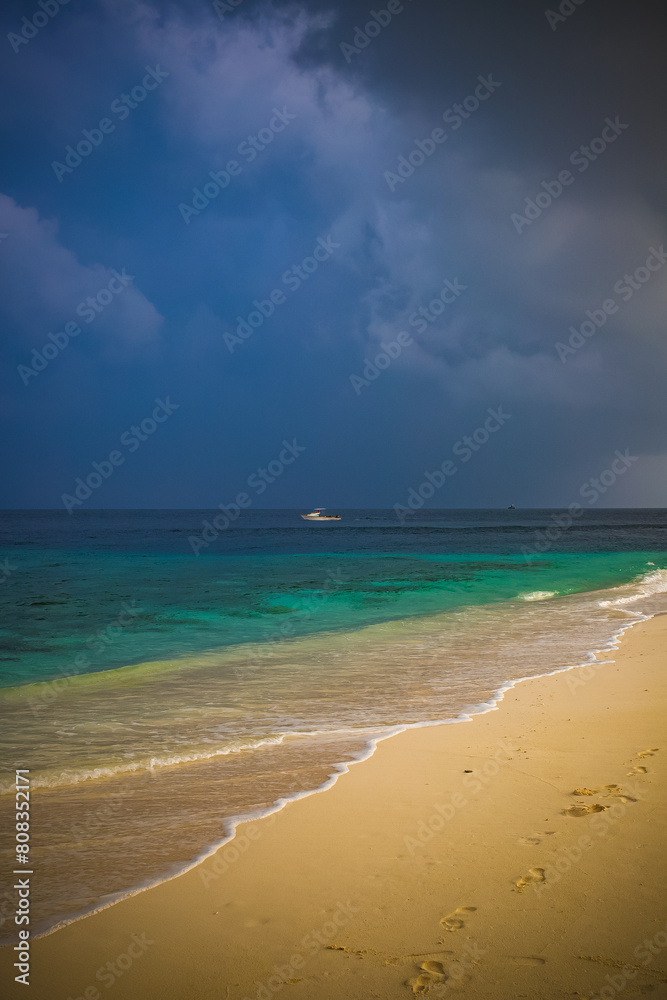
[4,613,666,1000]
[4,0,667,996]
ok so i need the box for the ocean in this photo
[1,508,666,940]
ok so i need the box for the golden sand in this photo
[3,615,666,999]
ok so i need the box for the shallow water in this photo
[1,509,666,938]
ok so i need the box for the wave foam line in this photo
[12,580,664,946]
[0,735,290,796]
[5,567,664,797]
[598,568,667,607]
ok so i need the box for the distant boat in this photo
[300,508,341,521]
[507,504,516,510]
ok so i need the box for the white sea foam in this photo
[6,567,666,945]
[598,568,667,608]
[522,590,556,601]
[12,735,290,793]
[24,600,651,945]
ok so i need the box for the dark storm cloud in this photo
[0,0,665,507]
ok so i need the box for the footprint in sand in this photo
[637,748,660,759]
[518,836,542,846]
[406,973,435,996]
[627,765,648,776]
[406,960,448,995]
[405,911,478,992]
[564,803,607,817]
[440,906,477,931]
[508,956,546,966]
[573,783,626,795]
[515,867,546,891]
[572,785,636,801]
[572,786,608,796]
[422,961,448,975]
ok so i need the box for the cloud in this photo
[1,0,664,504]
[0,193,163,362]
[124,3,387,169]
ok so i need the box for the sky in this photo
[0,0,665,509]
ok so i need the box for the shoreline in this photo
[5,599,653,946]
[2,611,666,998]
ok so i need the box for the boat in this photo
[300,508,341,521]
[507,504,516,510]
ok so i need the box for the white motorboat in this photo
[300,508,341,521]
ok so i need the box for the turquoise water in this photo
[0,509,666,939]
[2,533,666,688]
